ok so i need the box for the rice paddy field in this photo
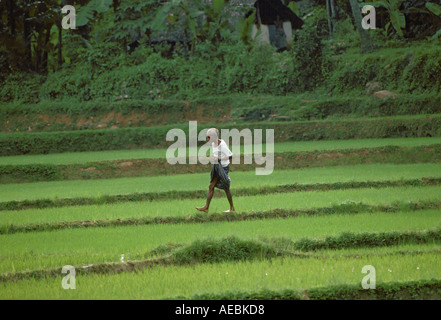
[1,136,441,300]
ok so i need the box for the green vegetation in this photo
[1,208,440,273]
[2,115,441,155]
[1,163,440,202]
[1,186,440,233]
[2,0,441,301]
[1,139,441,184]
[1,253,440,299]
[1,157,440,298]
[1,137,439,166]
[192,279,441,300]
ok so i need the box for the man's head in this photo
[206,128,219,142]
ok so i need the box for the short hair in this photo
[207,128,219,137]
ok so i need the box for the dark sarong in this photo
[210,164,231,190]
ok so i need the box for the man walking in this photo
[196,128,236,213]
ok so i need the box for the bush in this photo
[308,279,441,300]
[327,44,441,94]
[291,23,326,92]
[0,164,61,183]
[39,66,92,101]
[2,39,440,103]
[191,280,441,300]
[0,73,44,103]
[171,236,278,265]
[297,93,441,120]
[1,115,441,155]
[293,228,441,251]
[193,288,302,300]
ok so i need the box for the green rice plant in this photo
[192,279,441,300]
[2,163,441,203]
[1,142,441,184]
[1,184,440,226]
[3,241,440,283]
[2,177,441,211]
[292,229,441,251]
[1,252,440,299]
[2,198,441,235]
[307,279,441,300]
[0,137,439,166]
[0,208,440,273]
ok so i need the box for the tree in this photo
[151,0,233,55]
[363,0,405,36]
[326,0,339,35]
[112,0,163,54]
[76,0,112,27]
[349,0,374,53]
[0,0,77,73]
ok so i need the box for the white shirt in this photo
[212,139,233,167]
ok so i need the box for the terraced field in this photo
[1,135,441,300]
[1,137,440,165]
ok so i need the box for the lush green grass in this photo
[2,163,441,202]
[312,243,441,258]
[1,208,440,273]
[1,185,441,226]
[1,252,439,299]
[0,137,440,166]
[1,41,440,299]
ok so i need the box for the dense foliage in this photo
[1,0,441,104]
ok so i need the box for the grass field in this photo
[1,185,441,225]
[2,163,441,202]
[1,252,439,299]
[1,136,440,300]
[1,208,440,273]
[1,137,440,165]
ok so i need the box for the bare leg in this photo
[224,188,235,212]
[196,175,219,213]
